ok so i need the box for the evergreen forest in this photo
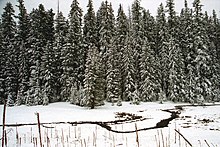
[0,0,220,108]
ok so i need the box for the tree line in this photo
[0,0,219,108]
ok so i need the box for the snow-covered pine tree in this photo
[16,0,31,105]
[106,40,120,105]
[45,9,55,43]
[166,0,176,33]
[113,4,129,105]
[139,37,159,102]
[155,3,169,102]
[61,42,73,102]
[40,9,55,105]
[96,1,116,101]
[79,0,97,106]
[142,9,156,52]
[0,20,6,104]
[41,42,56,105]
[53,11,69,102]
[106,5,125,106]
[203,10,220,102]
[61,0,83,102]
[191,0,213,103]
[179,0,195,102]
[210,10,220,102]
[211,11,220,68]
[140,9,160,102]
[83,0,96,48]
[1,2,17,106]
[96,1,106,50]
[179,0,193,60]
[83,45,104,109]
[165,0,185,102]
[68,0,83,89]
[123,32,136,103]
[27,4,53,105]
[16,41,29,105]
[167,36,186,102]
[131,0,143,100]
[82,0,96,91]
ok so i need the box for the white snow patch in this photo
[0,102,220,147]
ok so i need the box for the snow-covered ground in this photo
[0,102,220,147]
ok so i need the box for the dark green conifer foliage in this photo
[0,20,5,104]
[191,0,213,103]
[27,4,55,105]
[0,0,219,106]
[130,0,144,103]
[61,0,83,102]
[82,0,96,95]
[16,0,31,105]
[155,3,169,102]
[54,12,69,102]
[96,1,116,101]
[84,45,104,109]
[83,0,96,47]
[1,2,17,106]
[68,0,83,89]
[114,4,129,105]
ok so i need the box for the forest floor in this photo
[0,101,220,147]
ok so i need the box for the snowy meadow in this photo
[1,0,220,146]
[1,102,220,147]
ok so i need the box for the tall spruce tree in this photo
[165,0,185,102]
[96,1,116,101]
[83,45,104,109]
[113,4,129,105]
[123,34,136,103]
[179,0,195,102]
[167,36,185,102]
[106,5,126,106]
[211,10,220,101]
[80,0,98,106]
[130,0,143,103]
[82,0,96,90]
[27,4,54,105]
[54,11,69,102]
[16,0,31,105]
[83,0,96,47]
[142,10,156,52]
[41,9,55,105]
[83,0,96,59]
[191,0,213,103]
[1,2,17,106]
[107,39,120,105]
[62,0,83,102]
[0,20,5,104]
[204,10,220,102]
[41,41,55,105]
[140,9,159,102]
[69,0,83,88]
[122,8,137,103]
[155,3,169,102]
[166,0,176,32]
[140,39,159,102]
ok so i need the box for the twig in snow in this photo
[204,140,211,147]
[1,99,7,147]
[135,123,140,147]
[174,129,192,147]
[36,112,43,147]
